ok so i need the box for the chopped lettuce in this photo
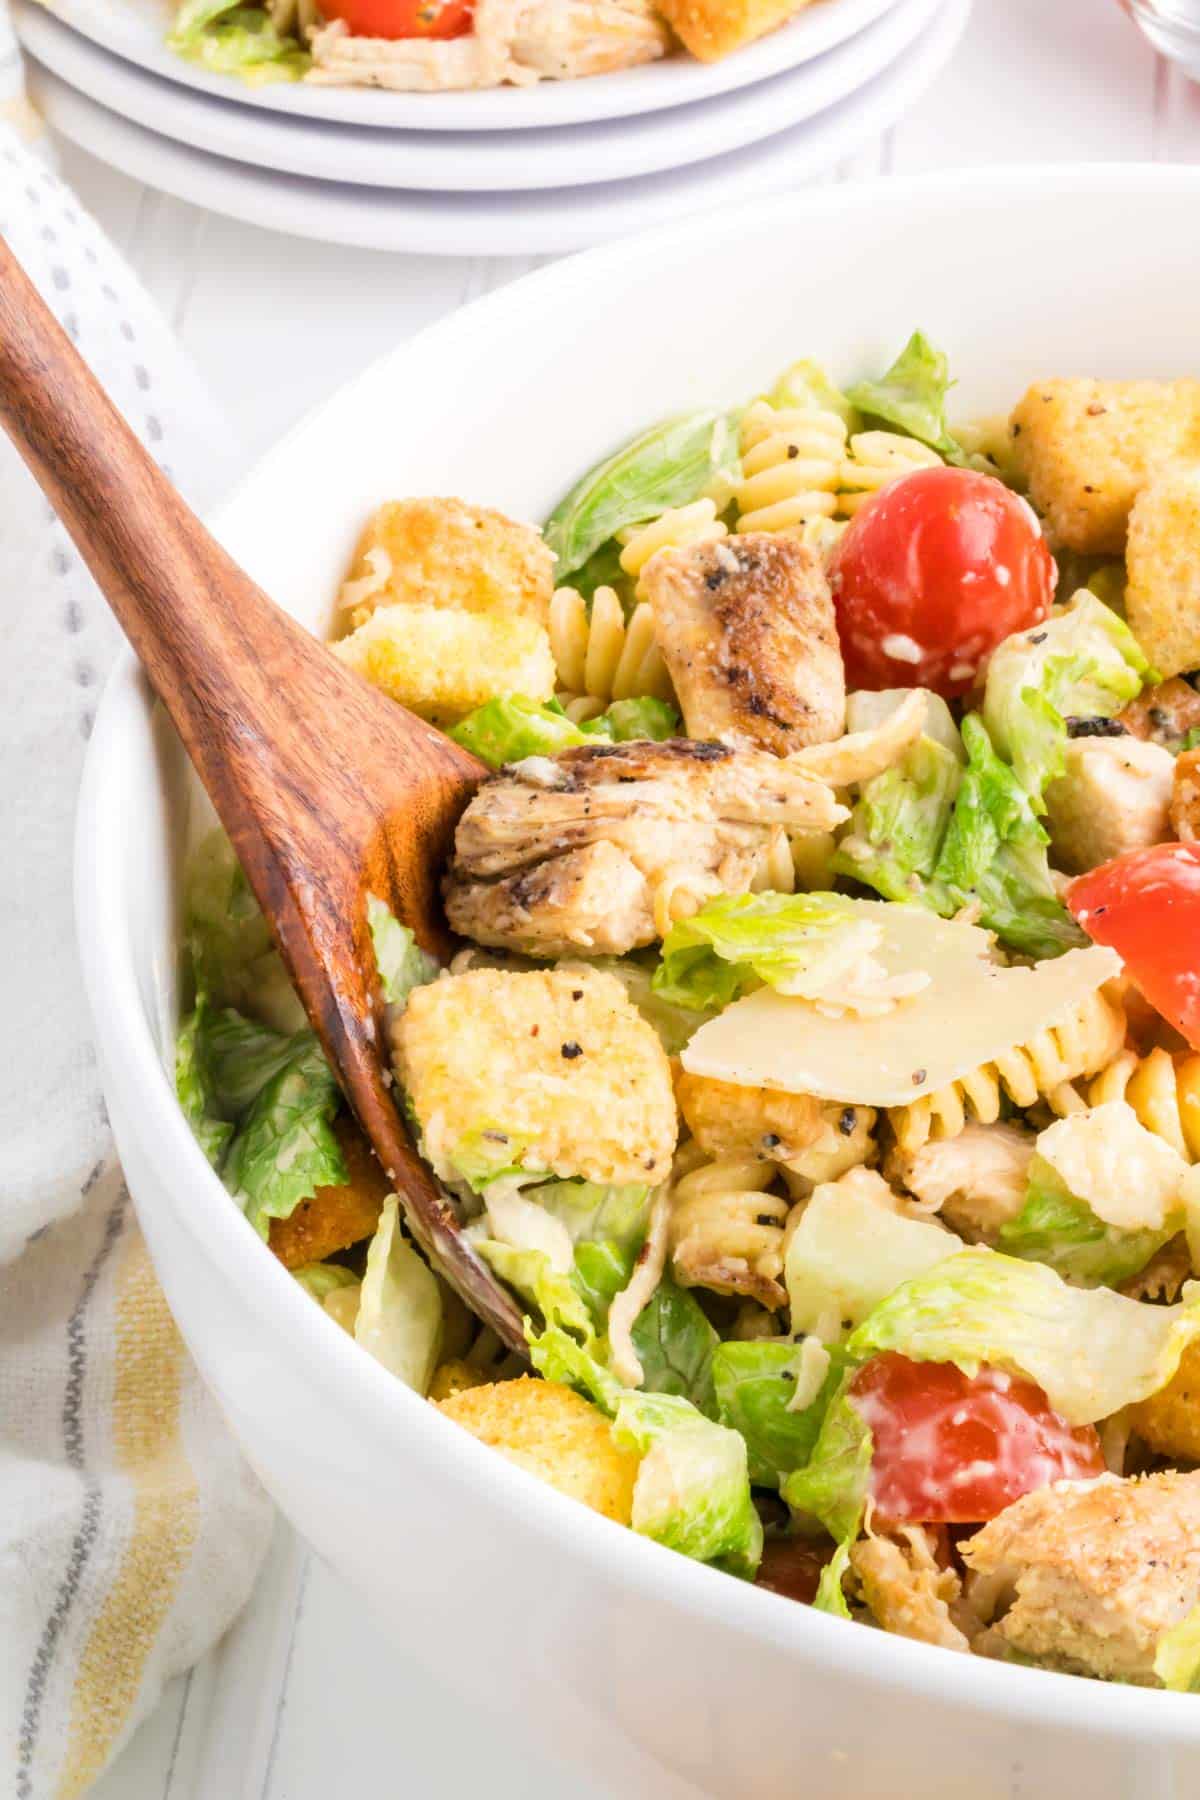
[785,1176,962,1341]
[832,735,962,905]
[544,410,742,581]
[199,1007,309,1119]
[1155,1603,1200,1693]
[450,693,679,769]
[175,1002,234,1169]
[367,895,438,1009]
[998,1172,1173,1290]
[184,830,306,1034]
[613,1392,762,1578]
[982,593,1153,810]
[652,891,872,1013]
[782,1381,874,1616]
[168,0,309,82]
[474,1178,650,1342]
[223,1036,346,1240]
[527,1323,761,1576]
[933,713,1084,959]
[769,360,860,430]
[354,1196,442,1394]
[630,1275,720,1417]
[713,1340,848,1488]
[293,1262,359,1303]
[845,332,970,467]
[589,956,710,1056]
[847,1245,1200,1425]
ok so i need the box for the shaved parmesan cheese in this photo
[1036,1102,1189,1233]
[680,900,1121,1107]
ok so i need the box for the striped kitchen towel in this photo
[0,77,275,1800]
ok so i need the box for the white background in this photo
[49,0,1200,1791]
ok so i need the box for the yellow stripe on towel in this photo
[56,1234,199,1800]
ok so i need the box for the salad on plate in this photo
[178,332,1200,1689]
[167,0,826,91]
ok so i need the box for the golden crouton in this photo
[652,0,810,62]
[340,498,554,627]
[269,1115,388,1270]
[1130,1339,1200,1463]
[428,1358,490,1402]
[393,966,677,1188]
[674,1069,823,1167]
[1126,465,1200,678]
[334,602,556,728]
[437,1377,638,1523]
[1008,379,1200,553]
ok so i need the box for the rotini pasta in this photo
[668,1141,794,1309]
[837,430,943,516]
[549,583,674,718]
[889,987,1127,1154]
[617,498,728,584]
[734,400,847,533]
[1089,1047,1200,1163]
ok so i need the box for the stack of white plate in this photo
[15,0,969,254]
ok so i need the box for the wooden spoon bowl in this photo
[0,234,528,1353]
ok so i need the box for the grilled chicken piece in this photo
[640,534,845,755]
[889,1122,1036,1244]
[1044,736,1174,875]
[851,1527,971,1654]
[444,739,845,957]
[962,1472,1200,1684]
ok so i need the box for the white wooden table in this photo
[55,0,1200,1790]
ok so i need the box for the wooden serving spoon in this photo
[0,235,528,1353]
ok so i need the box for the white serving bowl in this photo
[77,168,1200,1800]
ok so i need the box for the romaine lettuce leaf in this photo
[184,830,306,1033]
[293,1262,360,1303]
[652,891,873,1013]
[933,713,1084,959]
[527,1321,624,1413]
[613,1391,762,1578]
[475,1179,649,1339]
[832,735,961,905]
[982,592,1152,809]
[168,0,309,82]
[199,1007,309,1119]
[367,895,438,1009]
[544,410,741,580]
[713,1339,848,1487]
[783,1381,874,1540]
[785,1174,962,1341]
[1155,1603,1200,1692]
[769,360,860,430]
[589,956,710,1055]
[450,693,679,769]
[223,1036,346,1239]
[845,332,970,466]
[847,1246,1200,1424]
[998,1174,1172,1290]
[355,1195,442,1394]
[630,1274,720,1416]
[475,1238,597,1344]
[175,1002,234,1168]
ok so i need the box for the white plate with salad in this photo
[25,0,965,252]
[15,0,936,190]
[22,0,906,128]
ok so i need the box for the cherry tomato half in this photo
[1068,842,1200,1049]
[318,0,472,38]
[829,466,1055,698]
[849,1353,1105,1524]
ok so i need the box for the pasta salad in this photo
[178,332,1200,1689]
